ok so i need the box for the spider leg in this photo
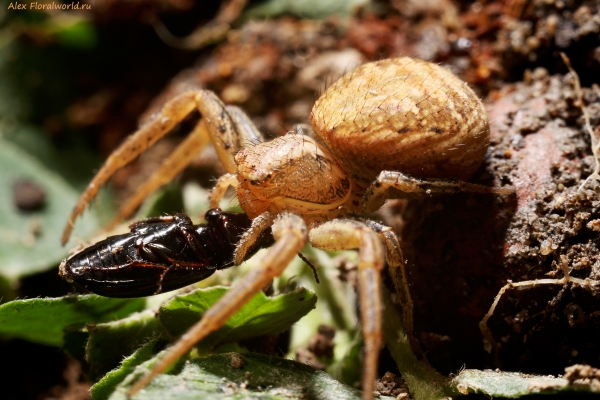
[209,173,239,209]
[194,93,265,174]
[62,90,264,244]
[106,119,211,229]
[207,105,265,209]
[232,211,276,263]
[362,220,420,356]
[61,92,200,244]
[362,170,514,212]
[127,212,307,397]
[308,219,384,400]
[109,102,264,226]
[225,105,265,147]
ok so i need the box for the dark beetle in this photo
[59,209,274,298]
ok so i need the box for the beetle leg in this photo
[137,242,175,264]
[129,215,179,232]
[308,219,384,400]
[362,170,514,212]
[127,212,306,396]
[135,241,161,263]
[155,263,175,295]
[172,224,217,262]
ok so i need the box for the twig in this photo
[479,255,600,361]
[152,0,248,50]
[559,53,599,190]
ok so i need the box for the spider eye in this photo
[250,179,260,186]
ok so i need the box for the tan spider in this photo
[61,57,512,399]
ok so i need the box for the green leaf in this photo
[381,286,453,400]
[52,19,98,49]
[328,330,363,386]
[110,352,393,400]
[244,0,369,20]
[0,139,101,282]
[0,273,17,301]
[0,295,145,346]
[159,286,317,348]
[134,183,185,220]
[451,369,600,398]
[88,286,317,398]
[87,310,164,380]
[91,338,163,400]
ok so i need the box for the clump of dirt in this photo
[494,0,600,84]
[399,66,600,374]
[139,17,365,137]
[295,325,336,371]
[375,371,411,398]
[565,364,600,389]
[12,179,46,212]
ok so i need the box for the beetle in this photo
[60,209,274,298]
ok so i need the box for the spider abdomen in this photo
[310,57,489,189]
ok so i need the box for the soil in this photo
[401,68,600,374]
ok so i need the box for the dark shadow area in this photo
[402,184,517,373]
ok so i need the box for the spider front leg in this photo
[106,119,211,230]
[110,102,264,227]
[308,219,385,400]
[362,170,514,212]
[209,173,239,209]
[62,91,264,244]
[62,92,197,244]
[128,212,307,396]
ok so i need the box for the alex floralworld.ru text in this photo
[7,2,91,10]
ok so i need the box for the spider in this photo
[61,57,513,399]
